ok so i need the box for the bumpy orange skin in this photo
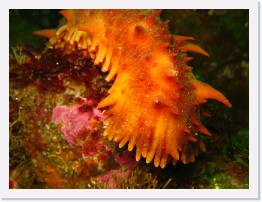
[34,9,232,168]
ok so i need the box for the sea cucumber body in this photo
[35,10,231,168]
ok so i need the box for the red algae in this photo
[9,45,116,188]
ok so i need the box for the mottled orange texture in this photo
[34,9,231,168]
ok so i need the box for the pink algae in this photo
[51,97,107,158]
[95,169,132,189]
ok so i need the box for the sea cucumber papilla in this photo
[34,9,232,168]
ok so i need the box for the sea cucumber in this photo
[34,9,232,168]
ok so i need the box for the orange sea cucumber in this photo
[34,9,232,168]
